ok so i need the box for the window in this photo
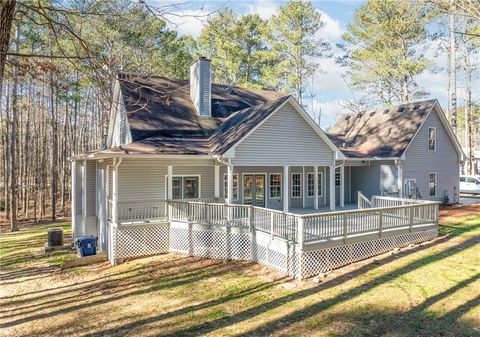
[167,176,200,199]
[307,173,315,197]
[291,173,301,198]
[460,177,466,182]
[335,171,341,187]
[307,173,324,197]
[429,173,436,196]
[318,173,323,197]
[428,127,436,151]
[223,174,239,200]
[269,174,282,198]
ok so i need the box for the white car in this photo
[460,175,480,194]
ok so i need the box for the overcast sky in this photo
[154,0,478,129]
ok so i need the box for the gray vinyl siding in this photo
[403,108,460,202]
[86,161,96,216]
[233,102,335,166]
[117,158,216,201]
[111,92,132,147]
[75,161,83,216]
[351,161,398,202]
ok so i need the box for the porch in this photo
[106,194,439,279]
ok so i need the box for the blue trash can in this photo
[76,236,97,257]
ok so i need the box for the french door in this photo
[243,174,265,207]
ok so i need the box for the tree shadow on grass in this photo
[151,232,478,337]
[0,259,261,328]
[83,228,480,337]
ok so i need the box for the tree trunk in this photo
[9,23,19,232]
[448,2,457,134]
[0,0,16,104]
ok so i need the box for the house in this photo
[326,99,465,204]
[70,58,457,277]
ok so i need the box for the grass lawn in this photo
[0,206,479,337]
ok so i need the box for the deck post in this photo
[270,212,274,239]
[298,216,304,249]
[283,166,289,212]
[397,162,403,198]
[342,213,347,242]
[329,166,335,211]
[409,206,414,232]
[112,158,122,225]
[314,166,318,210]
[340,166,345,208]
[167,166,173,200]
[378,210,383,237]
[214,165,220,200]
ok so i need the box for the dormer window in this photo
[428,127,436,151]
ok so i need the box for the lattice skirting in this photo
[108,222,437,279]
[114,223,170,260]
[299,228,438,279]
[169,222,251,261]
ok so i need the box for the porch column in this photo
[71,160,77,238]
[302,166,305,208]
[167,165,173,200]
[82,160,87,233]
[323,167,327,206]
[397,163,403,198]
[314,166,319,210]
[283,165,289,212]
[329,166,335,211]
[112,158,122,225]
[340,166,345,207]
[227,164,234,204]
[214,165,220,199]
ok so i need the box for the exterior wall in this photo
[117,158,216,201]
[232,102,335,166]
[403,109,460,203]
[351,161,398,202]
[73,160,98,238]
[111,91,132,147]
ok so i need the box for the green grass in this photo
[0,214,479,337]
[0,222,74,269]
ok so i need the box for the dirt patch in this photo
[439,204,480,219]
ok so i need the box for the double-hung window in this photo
[291,173,301,198]
[428,127,436,151]
[307,173,315,197]
[269,174,282,199]
[307,173,324,197]
[335,171,341,187]
[223,174,239,200]
[429,173,436,196]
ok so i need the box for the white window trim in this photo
[268,173,282,199]
[223,173,239,201]
[291,172,302,198]
[428,127,437,152]
[318,172,324,197]
[429,172,437,196]
[164,174,202,199]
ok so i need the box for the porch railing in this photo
[110,197,438,246]
[357,191,372,209]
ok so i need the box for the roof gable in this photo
[327,100,437,158]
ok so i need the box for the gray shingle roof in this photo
[97,73,289,156]
[326,100,437,158]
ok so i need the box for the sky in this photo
[152,0,478,129]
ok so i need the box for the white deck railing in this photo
[357,191,372,209]
[110,196,438,245]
